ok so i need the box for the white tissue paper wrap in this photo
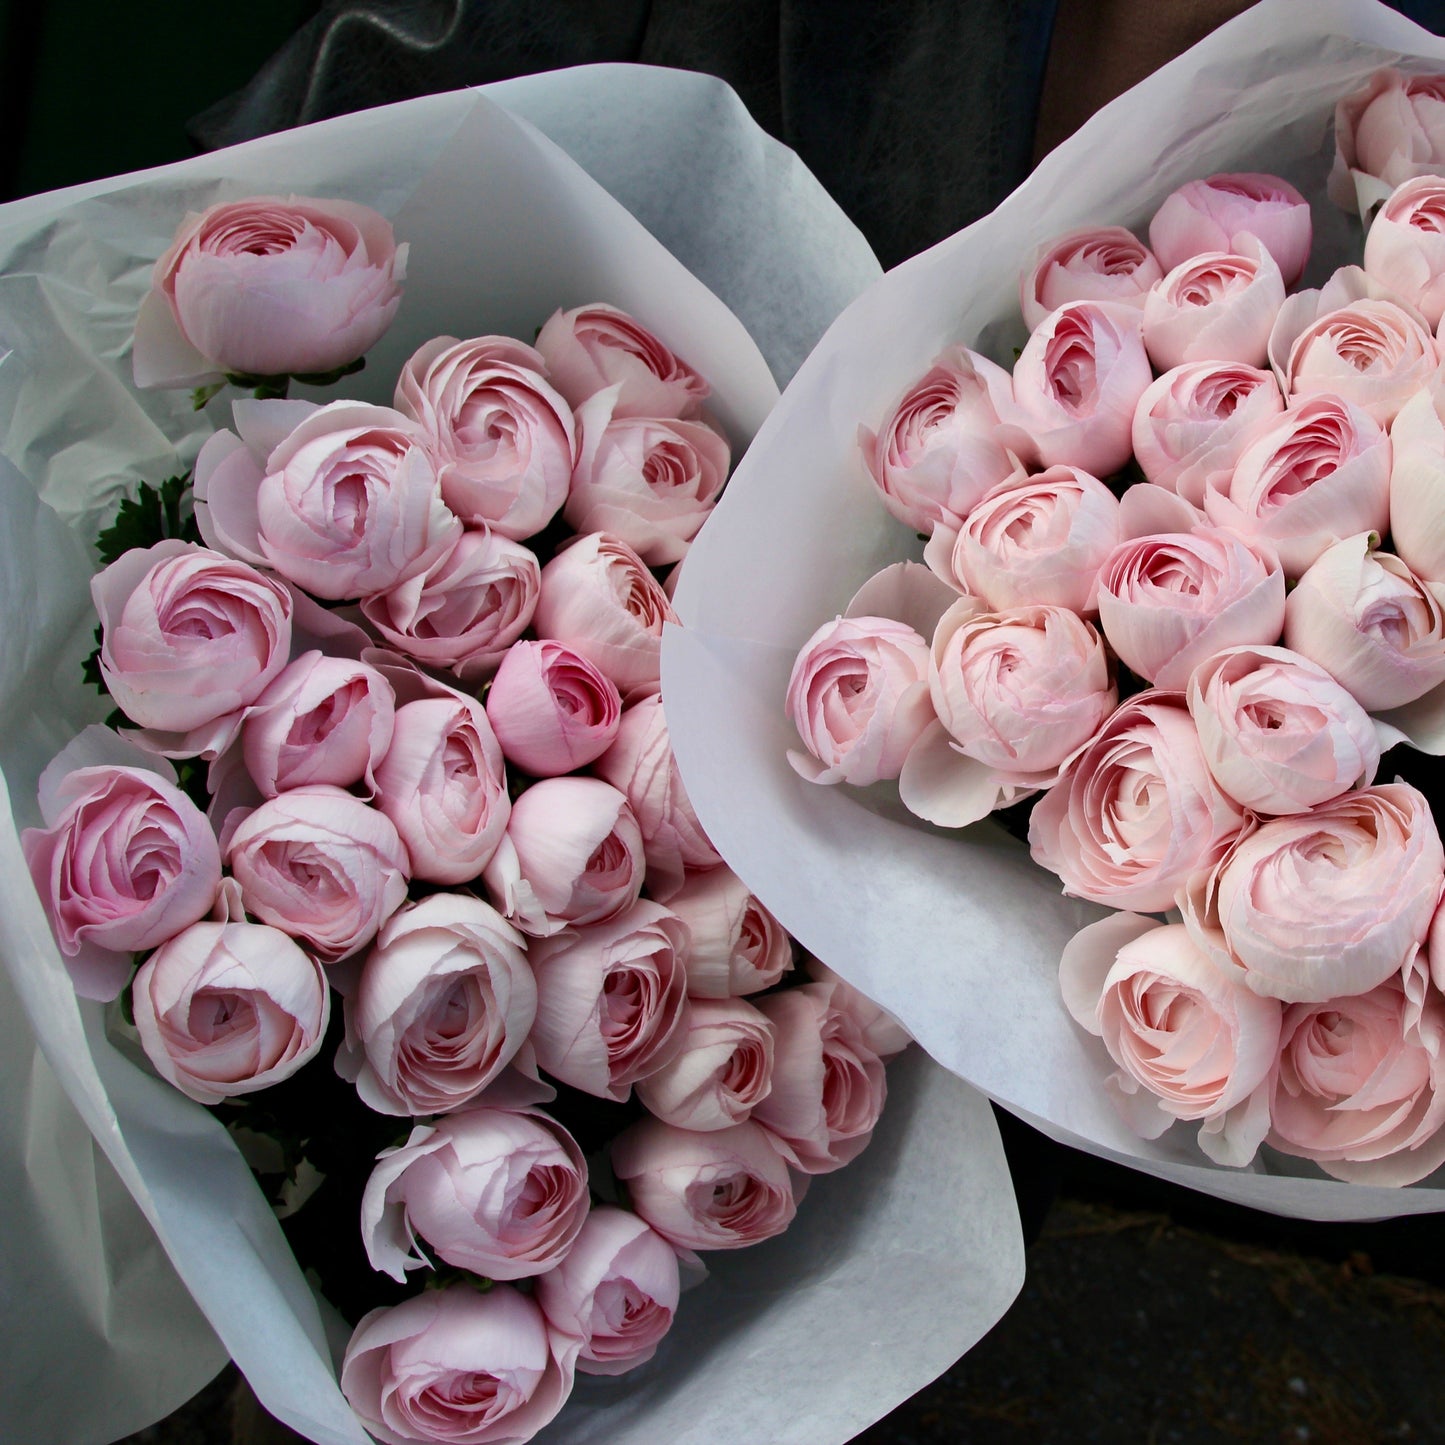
[0,66,1023,1445]
[665,0,1445,1224]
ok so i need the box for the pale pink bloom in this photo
[609,1117,800,1251]
[1141,237,1285,372]
[485,639,622,777]
[1095,528,1286,690]
[527,899,690,1101]
[339,893,536,1117]
[1284,533,1445,712]
[1059,914,1280,1166]
[394,334,576,539]
[1364,174,1445,326]
[636,996,776,1131]
[1148,173,1311,287]
[1130,361,1284,506]
[132,920,328,1105]
[535,302,709,418]
[1186,645,1381,815]
[133,195,405,389]
[341,1285,575,1445]
[361,1106,588,1282]
[858,346,1017,533]
[1019,226,1162,331]
[1029,691,1244,914]
[359,529,540,683]
[534,1206,680,1376]
[1330,68,1445,213]
[665,865,794,999]
[804,957,912,1058]
[1388,383,1445,584]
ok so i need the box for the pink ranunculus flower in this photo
[1330,68,1445,214]
[635,996,776,1131]
[132,920,329,1105]
[534,1206,681,1376]
[858,345,1017,534]
[1284,533,1445,712]
[92,540,292,754]
[1130,361,1284,506]
[1019,226,1163,332]
[484,640,622,778]
[665,865,794,999]
[534,302,710,418]
[361,1106,589,1283]
[928,464,1123,614]
[1029,691,1244,914]
[482,776,644,938]
[785,614,934,788]
[239,651,394,797]
[563,387,731,565]
[752,981,886,1175]
[132,195,406,389]
[1268,961,1445,1186]
[341,1285,575,1445]
[360,529,541,684]
[373,691,511,886]
[527,899,690,1101]
[609,1117,801,1252]
[223,785,409,964]
[1141,236,1286,372]
[1095,527,1286,690]
[593,694,721,901]
[1059,914,1281,1166]
[339,893,536,1117]
[395,334,576,540]
[532,532,677,701]
[1204,393,1391,580]
[998,300,1152,479]
[1180,783,1445,1004]
[804,956,912,1059]
[1186,645,1382,815]
[1364,174,1445,327]
[1388,383,1445,585]
[1147,172,1312,287]
[23,757,222,1000]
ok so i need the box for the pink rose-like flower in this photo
[360,529,540,683]
[858,346,1017,534]
[527,899,690,1101]
[484,640,622,778]
[563,388,731,565]
[1181,783,1445,1004]
[1141,237,1286,372]
[1364,174,1445,326]
[132,920,328,1105]
[133,195,405,389]
[610,1117,800,1251]
[361,1106,588,1282]
[23,763,222,1000]
[665,865,794,999]
[1187,645,1381,815]
[93,541,292,752]
[224,785,409,963]
[1204,393,1390,579]
[1330,69,1445,213]
[532,533,677,700]
[534,1206,681,1376]
[1059,914,1281,1165]
[395,334,576,540]
[339,893,536,1117]
[341,1285,574,1445]
[1148,173,1312,287]
[373,693,511,886]
[1284,533,1445,712]
[1029,691,1244,914]
[482,777,644,938]
[636,996,776,1131]
[1388,384,1445,584]
[785,614,933,788]
[1130,361,1284,506]
[1019,226,1163,331]
[535,302,709,418]
[1000,300,1152,478]
[1095,528,1286,690]
[805,956,912,1058]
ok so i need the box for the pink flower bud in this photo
[484,639,622,777]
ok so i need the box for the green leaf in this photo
[93,473,199,568]
[190,381,226,411]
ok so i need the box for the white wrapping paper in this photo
[665,0,1445,1223]
[0,67,1022,1444]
